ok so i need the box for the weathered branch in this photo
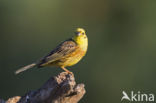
[2,72,86,103]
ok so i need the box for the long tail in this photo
[15,63,36,74]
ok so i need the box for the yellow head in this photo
[73,28,88,44]
[72,28,88,51]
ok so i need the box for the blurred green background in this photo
[0,0,156,103]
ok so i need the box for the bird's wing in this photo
[37,39,77,67]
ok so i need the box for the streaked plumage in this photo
[15,28,88,74]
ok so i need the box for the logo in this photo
[121,91,155,102]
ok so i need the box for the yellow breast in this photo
[63,31,88,67]
[64,34,88,66]
[64,47,87,66]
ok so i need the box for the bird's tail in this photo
[15,63,36,74]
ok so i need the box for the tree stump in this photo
[1,72,86,103]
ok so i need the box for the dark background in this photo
[0,0,156,103]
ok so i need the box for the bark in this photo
[1,72,85,103]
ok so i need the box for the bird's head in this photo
[75,28,86,36]
[73,28,88,45]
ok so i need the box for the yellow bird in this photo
[15,28,88,74]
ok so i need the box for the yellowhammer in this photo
[15,28,88,74]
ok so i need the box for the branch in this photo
[2,72,86,103]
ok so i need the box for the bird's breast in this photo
[59,47,87,67]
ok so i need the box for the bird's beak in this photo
[75,32,81,36]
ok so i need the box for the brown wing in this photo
[37,39,77,67]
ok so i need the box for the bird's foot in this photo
[61,67,74,76]
[66,71,74,76]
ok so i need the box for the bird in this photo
[15,28,88,74]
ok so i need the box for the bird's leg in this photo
[61,67,73,75]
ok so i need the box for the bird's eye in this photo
[82,32,84,35]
